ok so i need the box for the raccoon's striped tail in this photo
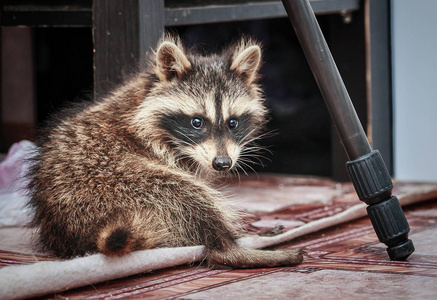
[96,213,167,256]
[97,225,137,256]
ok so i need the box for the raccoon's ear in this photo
[155,40,191,82]
[230,42,261,84]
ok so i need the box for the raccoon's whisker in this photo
[194,162,202,178]
[174,139,195,148]
[251,129,278,141]
[188,159,197,170]
[172,137,199,154]
[239,153,271,164]
[237,161,259,180]
[173,149,188,159]
[240,138,264,150]
[258,147,273,156]
[239,156,265,167]
[240,144,271,155]
[232,168,242,183]
[240,152,270,159]
[172,151,201,175]
[237,129,257,147]
[239,150,269,160]
[234,162,249,176]
[237,159,259,175]
[240,134,263,147]
[238,156,260,166]
[240,145,264,151]
[240,144,271,165]
[239,129,276,148]
[239,144,272,164]
[233,165,243,178]
[174,130,198,145]
[172,150,193,166]
[183,156,201,175]
[174,131,210,168]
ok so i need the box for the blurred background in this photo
[1,0,436,182]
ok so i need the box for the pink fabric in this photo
[0,140,37,226]
[0,140,36,193]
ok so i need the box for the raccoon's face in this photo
[135,36,267,175]
[159,84,264,174]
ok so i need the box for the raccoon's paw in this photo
[97,227,135,256]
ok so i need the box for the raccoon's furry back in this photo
[27,35,304,268]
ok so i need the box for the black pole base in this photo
[346,150,393,205]
[387,239,415,261]
[367,196,415,261]
[346,150,414,261]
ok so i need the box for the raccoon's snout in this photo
[212,156,232,171]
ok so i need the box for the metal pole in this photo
[281,0,370,160]
[281,0,414,260]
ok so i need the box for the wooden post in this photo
[92,0,165,97]
[365,0,392,174]
[0,27,36,151]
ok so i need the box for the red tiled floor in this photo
[1,175,437,299]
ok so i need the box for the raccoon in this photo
[28,35,304,268]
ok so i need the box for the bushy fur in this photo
[28,34,304,268]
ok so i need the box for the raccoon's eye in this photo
[229,119,239,130]
[191,117,204,129]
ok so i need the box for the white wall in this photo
[392,0,437,182]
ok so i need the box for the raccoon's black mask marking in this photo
[161,113,211,145]
[228,113,254,143]
[161,112,255,148]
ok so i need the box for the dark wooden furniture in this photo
[1,0,392,180]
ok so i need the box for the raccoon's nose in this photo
[212,156,232,171]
